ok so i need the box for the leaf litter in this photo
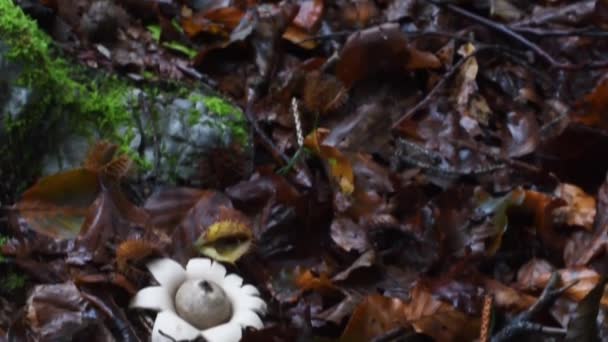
[5,0,608,341]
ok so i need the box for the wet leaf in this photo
[25,282,99,341]
[17,168,100,239]
[330,217,370,253]
[196,207,254,263]
[291,0,323,32]
[69,185,148,265]
[17,141,133,240]
[295,269,337,295]
[181,7,244,38]
[565,277,607,341]
[305,129,355,194]
[475,188,525,255]
[341,284,480,341]
[554,183,596,230]
[336,23,441,88]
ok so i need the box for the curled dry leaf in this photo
[553,183,596,230]
[336,23,441,88]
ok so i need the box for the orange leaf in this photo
[295,269,336,294]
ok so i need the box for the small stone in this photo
[174,279,232,330]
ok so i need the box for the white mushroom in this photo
[130,258,266,342]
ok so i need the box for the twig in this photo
[510,0,595,28]
[424,0,608,70]
[449,139,550,177]
[491,272,573,342]
[392,50,480,129]
[511,26,608,38]
[244,90,290,166]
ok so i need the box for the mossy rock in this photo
[0,0,249,200]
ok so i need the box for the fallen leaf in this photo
[341,284,480,341]
[196,207,254,263]
[295,269,337,295]
[330,217,370,253]
[17,168,99,239]
[305,129,355,194]
[291,0,323,32]
[336,23,441,88]
[25,282,99,341]
[554,183,596,230]
[565,277,607,341]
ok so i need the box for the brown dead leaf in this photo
[116,239,162,272]
[305,129,355,194]
[182,7,244,38]
[18,168,100,239]
[330,217,370,253]
[341,284,479,341]
[336,23,441,88]
[282,26,317,49]
[564,175,608,266]
[553,183,596,230]
[25,282,98,341]
[517,263,608,307]
[483,278,537,312]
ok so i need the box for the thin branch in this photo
[392,50,480,130]
[424,0,608,70]
[491,272,572,342]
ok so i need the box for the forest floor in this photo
[3,0,608,341]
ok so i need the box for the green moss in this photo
[0,0,148,176]
[0,272,26,293]
[0,235,6,263]
[201,96,248,146]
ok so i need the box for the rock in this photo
[0,1,249,201]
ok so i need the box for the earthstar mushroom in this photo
[130,257,266,342]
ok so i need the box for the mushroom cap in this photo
[174,279,232,330]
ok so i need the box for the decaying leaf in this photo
[341,284,480,341]
[336,23,441,88]
[116,239,162,272]
[17,141,131,239]
[295,268,337,295]
[305,129,355,194]
[554,183,596,230]
[25,282,99,341]
[196,207,254,263]
[565,277,607,341]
